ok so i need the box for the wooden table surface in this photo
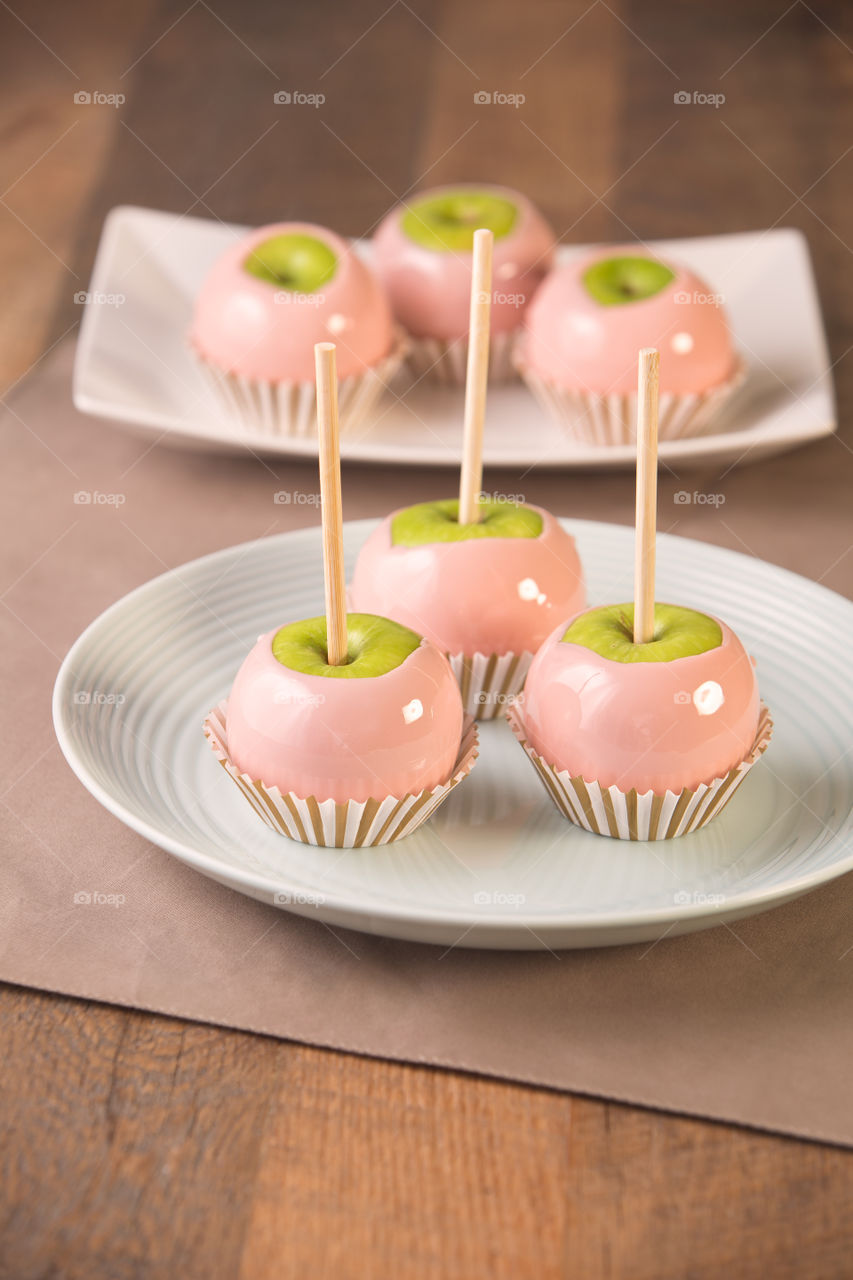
[2,1,852,1276]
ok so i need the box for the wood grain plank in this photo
[237,1048,572,1279]
[0,0,156,392]
[563,1097,853,1280]
[0,988,280,1280]
[4,991,853,1278]
[48,0,436,358]
[411,0,623,241]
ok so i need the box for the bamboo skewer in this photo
[633,348,660,645]
[458,227,494,526]
[315,342,348,666]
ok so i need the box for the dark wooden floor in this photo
[2,1,853,1276]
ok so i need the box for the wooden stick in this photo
[633,348,660,644]
[458,227,494,525]
[314,342,348,666]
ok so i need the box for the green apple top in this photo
[562,603,722,662]
[581,256,675,306]
[391,498,543,546]
[401,190,518,253]
[243,232,338,292]
[272,612,421,678]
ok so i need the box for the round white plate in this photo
[53,520,853,950]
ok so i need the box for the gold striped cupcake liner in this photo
[189,329,408,438]
[514,354,747,446]
[447,650,536,721]
[506,699,773,841]
[203,702,479,847]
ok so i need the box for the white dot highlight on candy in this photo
[518,577,546,605]
[671,331,694,354]
[402,698,423,725]
[693,680,724,716]
[572,313,599,336]
[327,313,350,334]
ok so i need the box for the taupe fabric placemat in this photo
[3,341,853,1147]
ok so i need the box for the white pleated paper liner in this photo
[403,329,518,386]
[447,650,536,721]
[514,353,747,446]
[190,330,408,438]
[203,702,479,847]
[506,699,774,841]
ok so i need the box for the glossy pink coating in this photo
[518,249,737,394]
[350,506,585,657]
[521,614,760,794]
[190,222,394,382]
[226,629,463,803]
[371,186,556,340]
